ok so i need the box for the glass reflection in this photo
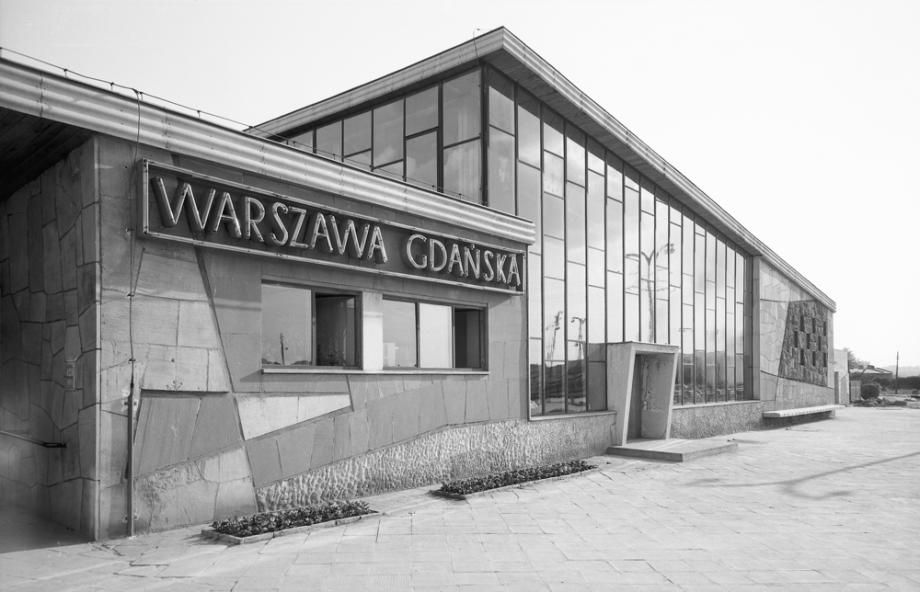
[517,163,541,245]
[529,339,543,415]
[587,141,604,173]
[587,171,605,250]
[419,303,452,368]
[566,341,586,413]
[640,181,655,214]
[543,153,564,196]
[566,132,586,186]
[443,70,481,145]
[567,263,586,328]
[625,293,639,341]
[383,300,417,368]
[543,194,565,240]
[543,277,566,362]
[543,236,565,280]
[488,69,515,134]
[517,91,541,167]
[406,87,438,135]
[343,112,371,156]
[606,198,623,272]
[587,247,604,288]
[316,121,342,159]
[406,132,437,189]
[543,360,566,414]
[607,271,623,342]
[543,110,564,155]
[488,128,515,213]
[607,156,623,199]
[588,286,605,344]
[565,183,586,264]
[373,101,403,165]
[262,284,311,366]
[443,140,481,202]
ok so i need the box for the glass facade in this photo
[480,67,750,415]
[291,69,482,203]
[284,64,749,414]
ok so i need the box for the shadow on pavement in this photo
[686,450,920,500]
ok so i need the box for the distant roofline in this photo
[249,27,835,311]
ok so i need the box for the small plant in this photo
[437,460,596,496]
[211,500,371,538]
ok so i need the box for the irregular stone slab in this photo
[237,394,351,440]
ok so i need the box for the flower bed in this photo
[209,500,373,540]
[433,460,596,499]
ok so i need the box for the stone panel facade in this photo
[93,136,531,536]
[0,140,99,538]
[756,260,834,412]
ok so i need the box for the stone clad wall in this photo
[0,140,99,537]
[95,137,548,536]
[757,260,834,410]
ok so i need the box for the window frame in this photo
[260,281,362,370]
[382,296,487,370]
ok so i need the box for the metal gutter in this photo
[250,27,834,311]
[0,58,536,247]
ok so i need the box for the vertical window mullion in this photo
[481,66,489,207]
[539,103,546,416]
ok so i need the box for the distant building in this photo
[0,28,837,539]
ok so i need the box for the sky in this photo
[1,0,918,369]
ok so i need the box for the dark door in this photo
[628,356,645,440]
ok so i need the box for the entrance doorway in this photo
[606,342,678,446]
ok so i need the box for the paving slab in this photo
[2,407,919,590]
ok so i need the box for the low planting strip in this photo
[202,500,378,545]
[431,460,598,500]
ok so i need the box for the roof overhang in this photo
[0,57,535,246]
[251,28,835,311]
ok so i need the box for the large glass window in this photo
[262,284,357,368]
[292,66,752,411]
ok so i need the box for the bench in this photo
[763,404,844,419]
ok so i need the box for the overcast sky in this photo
[2,0,917,368]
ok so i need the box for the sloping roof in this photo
[250,27,835,311]
[0,57,534,245]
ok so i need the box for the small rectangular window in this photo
[262,284,358,368]
[383,298,485,369]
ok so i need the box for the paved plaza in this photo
[2,406,918,591]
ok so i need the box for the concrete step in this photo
[606,437,738,462]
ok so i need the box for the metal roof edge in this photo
[0,57,535,247]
